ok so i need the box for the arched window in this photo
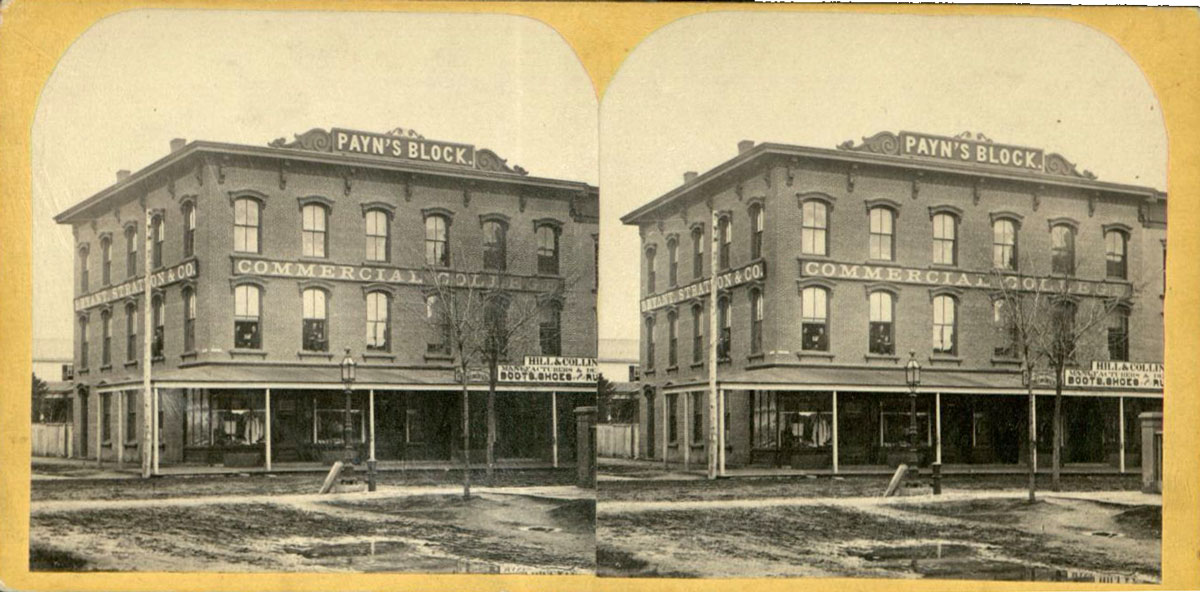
[749,203,764,260]
[1050,224,1075,275]
[301,288,328,352]
[234,285,262,349]
[801,200,828,256]
[1108,308,1129,361]
[644,315,656,370]
[482,220,507,271]
[718,216,731,270]
[425,294,451,355]
[100,310,112,367]
[1105,229,1128,279]
[666,238,678,287]
[537,224,560,275]
[151,214,164,269]
[718,296,732,359]
[868,207,895,261]
[801,286,829,352]
[78,315,89,369]
[667,309,678,367]
[301,204,328,258]
[183,288,196,352]
[645,247,657,294]
[125,301,138,362]
[78,246,89,293]
[100,236,112,286]
[932,295,957,355]
[234,198,262,254]
[365,291,390,351]
[424,214,450,267]
[868,291,894,355]
[151,293,165,359]
[691,227,704,279]
[992,218,1018,270]
[364,210,389,262]
[125,225,138,277]
[540,301,562,356]
[750,289,763,354]
[691,303,704,364]
[932,213,957,266]
[183,202,196,258]
[993,299,1018,358]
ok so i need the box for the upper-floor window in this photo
[364,210,390,262]
[183,202,196,258]
[718,296,732,360]
[691,303,704,365]
[151,214,164,269]
[932,294,957,355]
[801,200,828,256]
[868,207,895,261]
[1050,224,1075,275]
[100,310,112,367]
[78,246,89,292]
[645,247,656,294]
[151,293,165,360]
[78,315,89,369]
[482,220,507,271]
[125,301,138,363]
[100,237,112,286]
[365,291,390,351]
[183,288,196,352]
[666,310,678,367]
[425,295,450,355]
[993,299,1018,358]
[302,288,329,352]
[125,225,138,277]
[749,203,764,260]
[301,204,328,258]
[718,216,731,270]
[644,315,656,370]
[801,286,829,352]
[540,301,562,356]
[1105,229,1128,279]
[484,297,509,361]
[234,198,262,254]
[537,224,560,276]
[750,289,763,355]
[234,284,262,350]
[691,227,704,279]
[425,214,450,267]
[992,218,1018,271]
[666,238,678,287]
[869,291,894,355]
[932,213,957,266]
[1108,308,1129,361]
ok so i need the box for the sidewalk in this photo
[34,456,574,478]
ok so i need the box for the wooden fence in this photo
[32,423,73,458]
[596,423,638,459]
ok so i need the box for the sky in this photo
[597,13,1167,346]
[31,10,598,361]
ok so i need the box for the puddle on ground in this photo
[518,525,561,533]
[280,539,504,573]
[848,541,1154,583]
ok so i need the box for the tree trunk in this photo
[1027,368,1036,503]
[1052,366,1063,492]
[487,359,497,485]
[460,364,471,500]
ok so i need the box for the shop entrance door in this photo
[645,390,656,459]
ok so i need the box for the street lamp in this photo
[904,351,922,475]
[340,348,357,483]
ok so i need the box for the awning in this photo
[658,365,1161,399]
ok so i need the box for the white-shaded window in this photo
[234,285,262,349]
[364,210,389,262]
[1051,224,1075,275]
[801,287,828,352]
[801,201,828,256]
[868,291,894,355]
[1105,230,1128,279]
[301,204,328,258]
[992,218,1017,270]
[869,207,894,261]
[537,224,560,275]
[234,198,261,254]
[932,213,957,265]
[365,291,389,350]
[302,288,328,351]
[425,215,449,267]
[932,295,957,355]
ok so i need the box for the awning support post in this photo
[116,391,124,467]
[1118,396,1125,474]
[152,387,160,475]
[717,389,726,476]
[832,391,839,474]
[265,388,272,472]
[682,392,690,471]
[551,391,559,468]
[935,392,942,466]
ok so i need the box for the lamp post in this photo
[904,351,922,480]
[340,349,357,483]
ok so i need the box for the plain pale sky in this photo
[32,10,598,361]
[598,13,1167,345]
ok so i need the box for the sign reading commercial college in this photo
[231,257,561,293]
[74,260,199,312]
[799,260,1132,299]
[640,261,767,313]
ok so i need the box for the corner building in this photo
[622,132,1164,472]
[58,128,598,468]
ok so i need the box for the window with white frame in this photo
[365,291,389,351]
[801,286,828,352]
[869,207,894,261]
[932,212,957,265]
[932,294,957,355]
[302,288,328,352]
[364,209,389,262]
[234,285,261,349]
[868,291,894,355]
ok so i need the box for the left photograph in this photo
[30,11,599,573]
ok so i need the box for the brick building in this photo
[621,131,1164,472]
[57,127,598,469]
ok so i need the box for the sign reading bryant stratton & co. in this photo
[799,260,1132,299]
[640,260,767,313]
[74,260,199,311]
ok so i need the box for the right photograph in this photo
[596,13,1165,582]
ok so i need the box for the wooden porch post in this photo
[832,391,839,474]
[264,388,272,471]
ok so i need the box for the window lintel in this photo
[864,198,902,215]
[296,195,334,211]
[360,201,396,216]
[927,204,964,220]
[1047,217,1080,232]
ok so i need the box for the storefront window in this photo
[753,391,832,449]
[880,400,930,447]
[315,393,365,444]
[691,391,703,443]
[213,392,266,446]
[667,393,678,444]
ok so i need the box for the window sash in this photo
[303,319,328,352]
[869,322,893,355]
[692,231,704,279]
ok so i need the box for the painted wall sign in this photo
[231,257,561,293]
[74,260,199,312]
[899,131,1043,172]
[639,260,767,313]
[332,128,475,167]
[799,260,1133,299]
[456,363,598,385]
[1066,362,1163,390]
[523,356,597,368]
